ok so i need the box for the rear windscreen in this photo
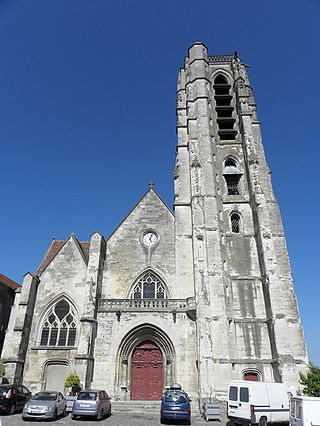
[164,392,187,403]
[229,386,238,401]
[78,392,96,401]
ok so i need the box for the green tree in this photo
[0,360,5,378]
[65,374,80,396]
[299,363,320,397]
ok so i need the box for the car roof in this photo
[79,389,106,393]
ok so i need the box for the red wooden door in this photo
[131,340,163,400]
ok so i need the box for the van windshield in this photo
[229,386,238,401]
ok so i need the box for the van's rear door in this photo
[228,385,251,421]
[228,385,239,417]
[238,386,250,420]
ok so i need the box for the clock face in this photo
[143,232,157,246]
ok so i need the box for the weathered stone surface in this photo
[2,43,308,403]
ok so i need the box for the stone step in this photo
[111,400,161,413]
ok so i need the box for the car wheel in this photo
[8,403,15,415]
[259,417,268,426]
[160,417,167,424]
[52,408,58,421]
[97,409,103,420]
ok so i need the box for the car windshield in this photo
[32,392,57,401]
[78,392,97,401]
[164,391,187,403]
[0,388,10,395]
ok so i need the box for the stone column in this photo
[186,43,230,400]
[75,232,105,388]
[2,273,39,383]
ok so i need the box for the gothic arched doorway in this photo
[131,340,163,400]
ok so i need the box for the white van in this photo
[290,396,320,426]
[227,380,291,426]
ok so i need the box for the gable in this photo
[103,189,175,298]
[37,236,90,277]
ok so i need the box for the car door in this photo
[57,393,64,415]
[15,386,24,409]
[21,386,31,405]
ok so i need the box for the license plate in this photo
[30,410,41,413]
[80,403,90,407]
[170,406,181,410]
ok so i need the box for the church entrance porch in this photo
[131,340,163,400]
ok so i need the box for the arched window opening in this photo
[225,159,236,167]
[243,371,260,381]
[225,175,241,195]
[223,160,242,196]
[131,272,167,300]
[213,74,236,140]
[231,213,241,233]
[40,299,77,347]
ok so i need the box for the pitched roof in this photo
[0,273,21,290]
[37,238,90,276]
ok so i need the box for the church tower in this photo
[174,43,308,399]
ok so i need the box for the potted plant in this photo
[65,373,80,396]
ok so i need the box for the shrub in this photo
[299,363,320,397]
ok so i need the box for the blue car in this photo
[160,388,191,425]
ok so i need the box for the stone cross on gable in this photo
[149,181,155,188]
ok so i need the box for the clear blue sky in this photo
[1,0,319,365]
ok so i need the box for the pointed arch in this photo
[126,269,170,299]
[37,294,79,347]
[115,323,176,394]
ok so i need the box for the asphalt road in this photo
[0,411,225,426]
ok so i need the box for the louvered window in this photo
[213,74,237,141]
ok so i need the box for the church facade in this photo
[3,43,308,401]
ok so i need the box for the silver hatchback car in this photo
[22,391,66,420]
[71,389,111,420]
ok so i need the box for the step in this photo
[111,400,161,413]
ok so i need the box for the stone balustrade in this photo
[98,297,196,312]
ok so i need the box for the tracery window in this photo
[132,272,166,299]
[39,299,77,347]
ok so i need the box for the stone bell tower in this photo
[174,42,308,399]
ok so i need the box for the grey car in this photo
[22,391,67,420]
[71,389,111,420]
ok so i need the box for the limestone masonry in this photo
[2,43,308,402]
